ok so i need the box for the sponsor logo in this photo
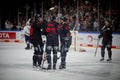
[87,35,93,43]
[0,32,16,39]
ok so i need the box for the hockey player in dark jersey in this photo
[98,19,113,61]
[59,17,72,69]
[45,16,61,70]
[30,15,44,68]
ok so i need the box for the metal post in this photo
[17,8,19,25]
[73,1,79,31]
[97,0,100,32]
[34,3,36,17]
[109,0,111,20]
[41,2,43,20]
[58,1,60,22]
[25,4,30,22]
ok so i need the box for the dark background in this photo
[0,0,120,30]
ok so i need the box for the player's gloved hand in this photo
[98,35,102,38]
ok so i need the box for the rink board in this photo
[0,31,120,50]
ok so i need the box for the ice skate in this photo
[100,58,104,61]
[46,64,51,70]
[25,46,30,50]
[107,58,112,61]
[59,64,66,69]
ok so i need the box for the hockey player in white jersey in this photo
[22,19,32,49]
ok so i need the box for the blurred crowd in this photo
[4,1,120,32]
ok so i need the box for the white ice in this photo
[0,42,120,80]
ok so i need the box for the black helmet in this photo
[35,14,41,20]
[104,18,111,26]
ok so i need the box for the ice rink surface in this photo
[0,42,120,80]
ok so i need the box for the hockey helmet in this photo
[35,14,41,20]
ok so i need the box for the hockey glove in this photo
[98,35,102,38]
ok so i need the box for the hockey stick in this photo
[94,38,100,57]
[41,40,47,70]
[41,52,47,70]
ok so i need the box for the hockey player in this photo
[30,15,44,68]
[45,16,61,70]
[22,19,31,49]
[98,19,113,61]
[59,17,72,69]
